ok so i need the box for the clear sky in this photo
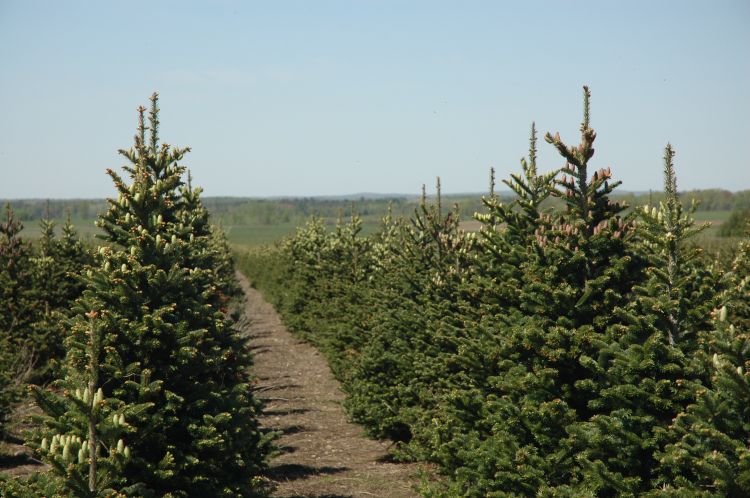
[1,0,748,198]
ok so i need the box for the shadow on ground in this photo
[287,495,353,498]
[263,407,312,416]
[280,425,307,435]
[0,453,36,469]
[266,463,348,481]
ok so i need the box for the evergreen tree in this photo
[178,171,242,302]
[403,125,559,486]
[0,204,36,342]
[28,213,93,380]
[416,87,646,496]
[272,216,334,341]
[28,308,145,497]
[25,93,271,497]
[652,237,750,497]
[0,205,35,439]
[236,87,742,496]
[718,208,750,238]
[315,211,373,377]
[345,181,471,443]
[566,144,718,495]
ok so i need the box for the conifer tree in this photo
[315,211,373,376]
[478,123,558,248]
[178,171,242,302]
[25,93,270,497]
[235,87,742,496]
[652,238,750,497]
[271,216,332,339]
[29,307,145,497]
[0,204,36,342]
[0,205,35,439]
[49,215,93,308]
[415,87,646,496]
[259,208,375,378]
[28,213,93,380]
[403,125,558,480]
[345,181,471,443]
[634,144,714,346]
[565,144,718,494]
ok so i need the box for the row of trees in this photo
[1,94,272,496]
[1,206,93,440]
[1,201,106,225]
[241,87,750,496]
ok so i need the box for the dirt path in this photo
[238,273,424,498]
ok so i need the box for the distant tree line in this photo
[5,187,749,231]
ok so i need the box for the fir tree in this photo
[236,87,741,496]
[0,204,36,341]
[652,237,750,497]
[403,125,558,485]
[0,205,36,439]
[26,93,271,497]
[28,212,93,381]
[316,211,373,377]
[566,144,718,495]
[29,307,145,497]
[416,87,646,496]
[634,145,714,346]
[345,181,471,443]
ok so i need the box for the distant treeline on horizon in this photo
[3,188,750,227]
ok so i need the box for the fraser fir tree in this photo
[416,87,646,496]
[0,204,36,342]
[178,171,242,302]
[316,211,373,377]
[0,205,35,439]
[46,214,92,309]
[271,216,333,340]
[634,145,714,346]
[565,144,718,495]
[28,307,145,497]
[478,122,558,248]
[29,213,93,381]
[258,208,375,379]
[24,94,270,497]
[403,125,558,485]
[652,237,750,497]
[345,181,471,443]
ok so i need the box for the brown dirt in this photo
[0,400,45,478]
[238,273,426,498]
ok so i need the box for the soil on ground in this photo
[0,401,44,478]
[239,273,426,498]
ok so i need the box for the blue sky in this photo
[1,0,748,198]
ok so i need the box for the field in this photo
[6,201,742,248]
